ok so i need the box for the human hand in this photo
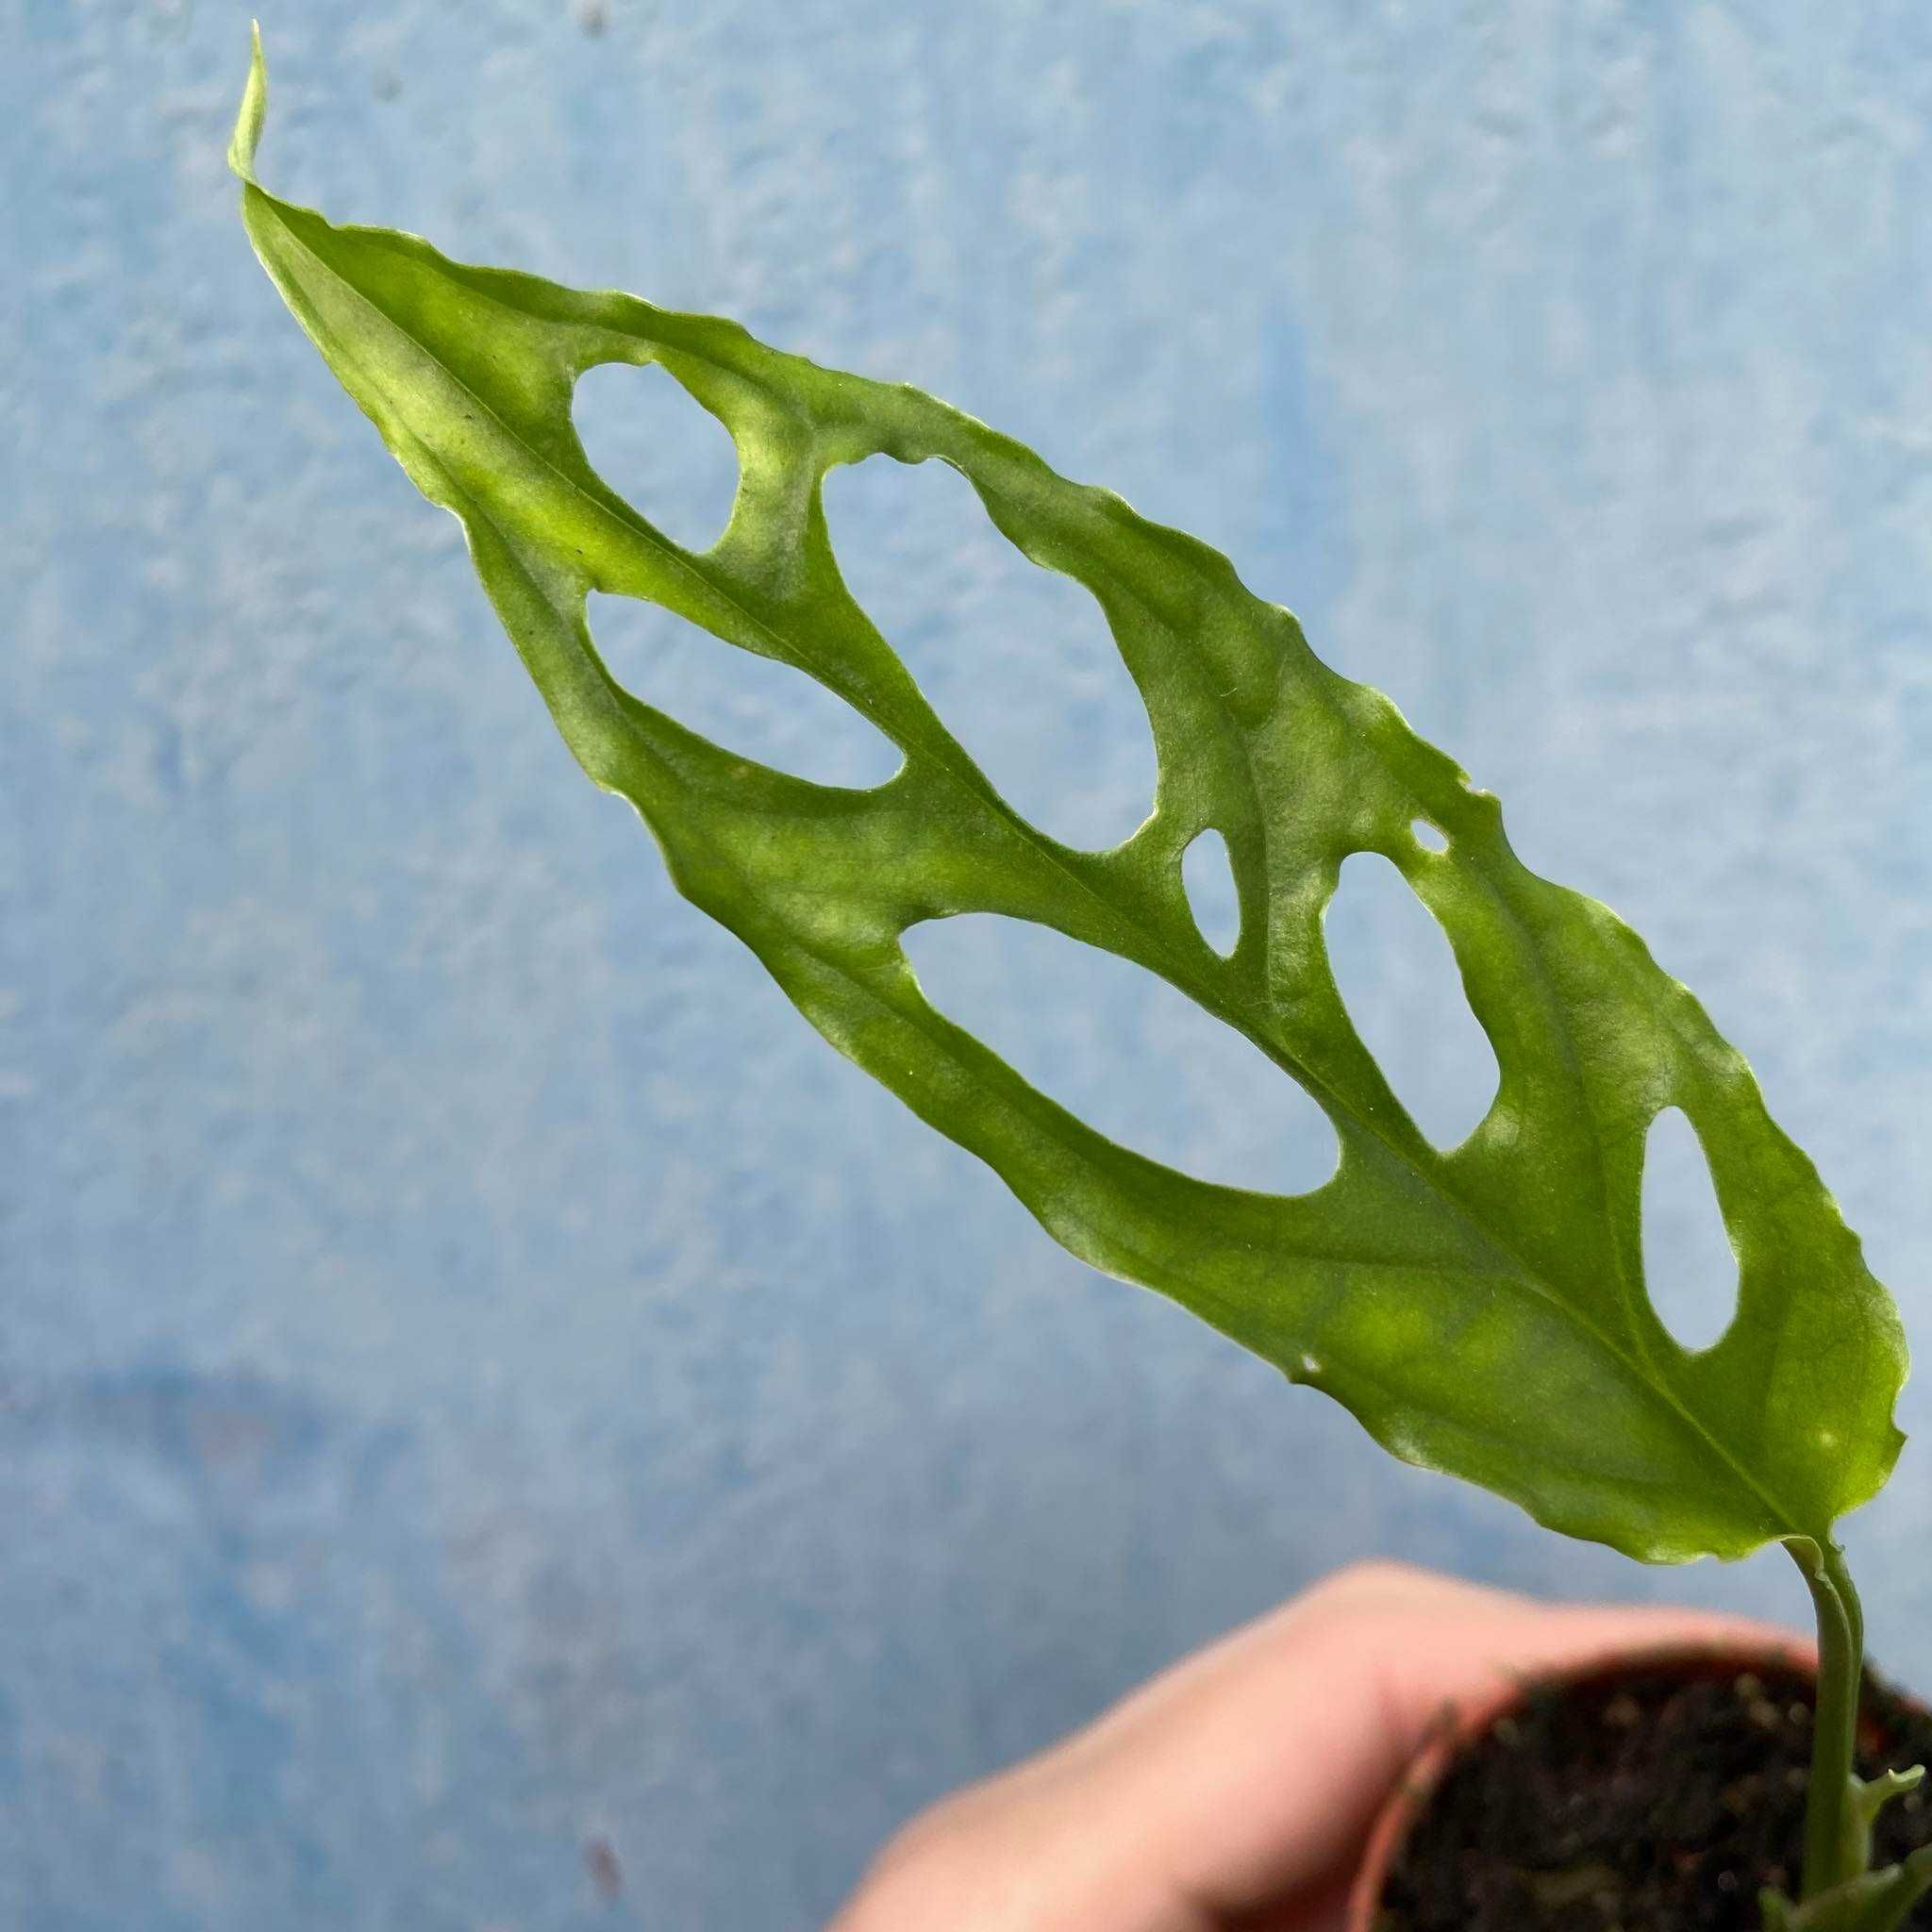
[828,1559,1786,1932]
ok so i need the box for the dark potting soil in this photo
[1375,1659,1932,1931]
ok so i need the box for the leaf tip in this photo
[228,21,267,185]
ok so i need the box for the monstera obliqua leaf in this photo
[232,32,1905,1567]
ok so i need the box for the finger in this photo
[830,1563,1802,1932]
[1027,1561,1799,1924]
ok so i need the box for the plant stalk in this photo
[1792,1538,1867,1900]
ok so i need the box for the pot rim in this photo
[1343,1628,1817,1931]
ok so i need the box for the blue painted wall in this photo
[9,3,1932,1925]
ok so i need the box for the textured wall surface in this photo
[9,2,1932,1926]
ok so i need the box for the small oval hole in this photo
[1182,830,1241,956]
[1411,818,1449,854]
[823,456,1158,851]
[903,914,1337,1195]
[587,592,902,789]
[1641,1107,1740,1352]
[573,360,740,552]
[1324,853,1498,1151]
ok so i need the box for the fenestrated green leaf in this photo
[230,31,1906,1566]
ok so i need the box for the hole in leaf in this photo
[1641,1107,1739,1352]
[823,455,1158,851]
[1182,829,1241,956]
[587,592,902,789]
[573,360,740,552]
[902,914,1338,1194]
[1324,853,1498,1151]
[1411,818,1449,854]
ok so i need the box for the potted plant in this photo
[229,30,1928,1927]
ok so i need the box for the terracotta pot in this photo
[1343,1630,1817,1931]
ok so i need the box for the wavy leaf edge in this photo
[230,30,1908,1570]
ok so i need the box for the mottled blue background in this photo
[9,2,1932,1926]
